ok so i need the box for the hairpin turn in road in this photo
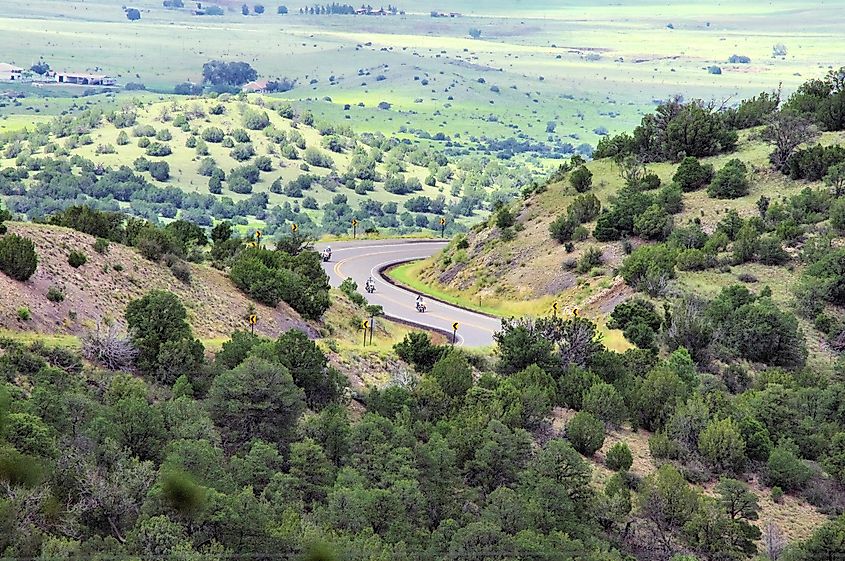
[316,239,500,347]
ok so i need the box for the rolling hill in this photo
[0,221,313,342]
[405,128,845,342]
[0,94,529,237]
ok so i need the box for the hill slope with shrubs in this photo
[0,95,530,237]
[0,221,312,341]
[4,67,845,561]
[389,69,845,555]
[416,70,845,364]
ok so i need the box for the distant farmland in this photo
[1,0,843,158]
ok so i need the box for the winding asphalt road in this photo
[316,239,501,347]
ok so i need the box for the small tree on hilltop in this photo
[762,111,818,171]
[125,290,204,383]
[0,233,38,281]
[567,411,605,456]
[708,159,750,199]
[606,442,633,472]
[495,206,515,229]
[570,166,593,193]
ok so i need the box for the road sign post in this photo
[439,217,446,238]
[255,230,262,249]
[248,314,258,335]
[351,219,359,239]
[291,223,298,233]
[452,322,459,345]
[369,315,375,345]
[552,302,558,317]
[361,319,369,346]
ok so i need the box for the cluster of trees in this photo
[228,242,330,319]
[0,155,273,227]
[612,156,841,287]
[547,134,840,281]
[782,66,845,132]
[47,205,210,279]
[617,238,808,367]
[488,309,845,556]
[298,3,399,14]
[0,95,526,238]
[42,205,328,317]
[595,97,739,163]
[594,79,837,169]
[0,308,845,561]
[549,193,601,243]
[0,290,347,559]
[785,143,845,182]
[425,63,845,561]
[201,60,258,88]
[591,180,681,242]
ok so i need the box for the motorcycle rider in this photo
[415,294,425,311]
[322,246,332,261]
[365,276,375,292]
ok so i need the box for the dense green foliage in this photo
[596,97,738,163]
[673,156,714,192]
[0,97,528,238]
[569,165,593,193]
[707,159,750,199]
[3,58,845,561]
[0,325,626,561]
[125,290,205,384]
[228,245,330,319]
[782,67,845,131]
[0,233,38,281]
[550,193,601,243]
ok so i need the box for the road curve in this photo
[316,239,501,347]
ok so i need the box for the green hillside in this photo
[0,94,533,236]
[3,3,845,561]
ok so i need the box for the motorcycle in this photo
[365,282,375,293]
[416,301,426,313]
[321,250,332,262]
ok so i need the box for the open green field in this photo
[2,0,843,160]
